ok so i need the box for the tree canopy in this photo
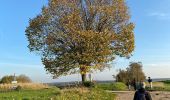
[0,74,32,84]
[25,0,135,82]
[116,62,146,84]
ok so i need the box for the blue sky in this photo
[0,0,170,83]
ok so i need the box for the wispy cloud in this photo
[0,62,42,68]
[144,63,170,67]
[149,12,167,17]
[148,12,170,20]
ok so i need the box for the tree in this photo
[25,0,135,83]
[0,75,13,84]
[116,69,128,84]
[127,62,146,82]
[0,74,32,84]
[16,74,32,83]
[115,62,146,84]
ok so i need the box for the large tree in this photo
[25,0,135,82]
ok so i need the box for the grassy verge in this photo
[96,82,127,91]
[145,81,170,91]
[0,87,60,100]
[56,88,116,100]
[0,86,116,100]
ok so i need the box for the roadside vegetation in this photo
[0,87,60,100]
[96,82,127,91]
[1,78,170,99]
[0,85,116,100]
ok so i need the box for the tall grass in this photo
[0,83,48,91]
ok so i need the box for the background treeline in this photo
[0,74,32,84]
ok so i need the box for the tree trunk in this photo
[81,73,86,83]
[80,64,88,84]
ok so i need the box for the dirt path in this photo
[113,91,170,100]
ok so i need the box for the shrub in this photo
[96,82,127,91]
[15,85,22,91]
[83,81,95,87]
[163,80,170,84]
[111,82,127,91]
[95,83,111,90]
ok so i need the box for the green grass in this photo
[0,87,116,100]
[145,81,170,91]
[0,87,60,100]
[163,81,170,91]
[96,83,111,90]
[96,82,127,91]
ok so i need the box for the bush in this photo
[96,82,127,91]
[111,82,127,91]
[15,85,22,91]
[163,80,170,84]
[83,81,95,87]
[95,83,111,90]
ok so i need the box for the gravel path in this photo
[113,91,170,100]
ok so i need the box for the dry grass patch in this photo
[17,83,49,90]
[0,83,48,91]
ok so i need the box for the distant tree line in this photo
[114,62,146,85]
[0,74,32,84]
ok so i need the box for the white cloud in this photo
[0,62,42,68]
[148,12,170,20]
[149,12,167,17]
[144,63,170,67]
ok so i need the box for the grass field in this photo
[0,87,59,100]
[0,86,116,100]
[96,82,127,91]
[95,81,170,91]
[1,81,170,100]
[144,81,170,91]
